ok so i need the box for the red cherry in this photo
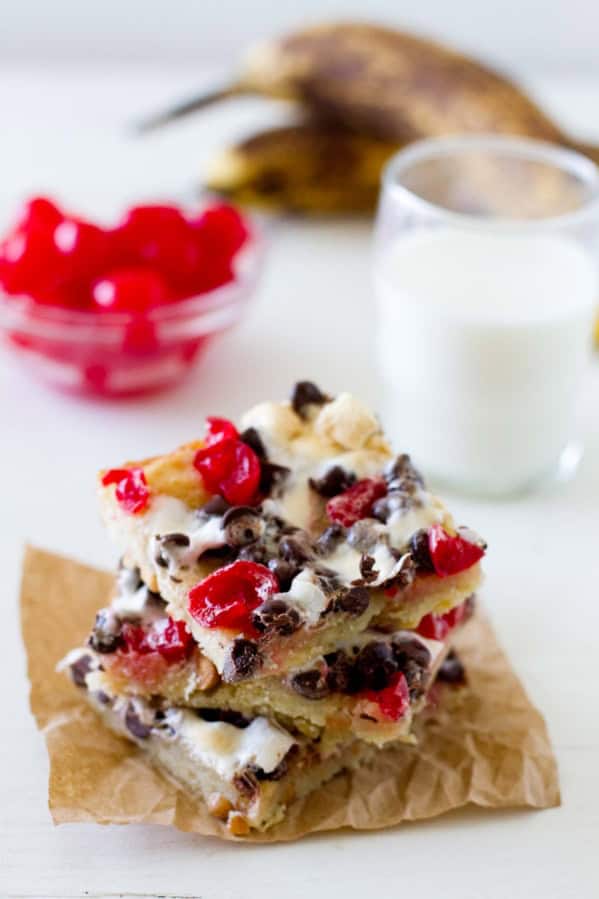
[92,267,170,313]
[416,612,451,641]
[101,467,150,514]
[194,437,260,505]
[188,560,278,635]
[416,598,472,641]
[17,196,63,232]
[326,478,387,527]
[205,416,238,446]
[427,525,485,578]
[0,226,62,295]
[136,618,193,663]
[362,672,409,721]
[192,203,249,259]
[53,218,108,279]
[114,204,203,290]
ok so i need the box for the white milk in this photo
[376,229,596,493]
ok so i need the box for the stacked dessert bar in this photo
[61,383,485,835]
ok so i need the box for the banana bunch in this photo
[140,22,599,215]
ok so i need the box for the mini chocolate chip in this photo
[260,462,290,496]
[233,769,260,798]
[239,426,267,460]
[88,608,122,654]
[197,708,251,728]
[291,381,329,418]
[324,650,356,693]
[392,635,432,672]
[316,523,346,555]
[201,496,230,516]
[279,534,313,565]
[95,690,111,705]
[309,465,356,498]
[437,650,466,684]
[384,554,416,592]
[409,529,435,572]
[334,586,370,617]
[125,704,152,739]
[223,506,263,547]
[154,549,169,568]
[70,654,93,687]
[355,641,398,690]
[359,554,377,583]
[252,598,301,636]
[225,639,262,681]
[347,520,379,552]
[160,532,191,548]
[372,491,412,523]
[237,543,268,564]
[117,564,143,592]
[385,454,425,490]
[313,566,342,596]
[267,558,298,592]
[251,750,293,781]
[289,668,330,699]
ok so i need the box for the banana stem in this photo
[133,82,245,134]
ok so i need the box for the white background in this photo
[1,0,599,73]
[1,4,599,899]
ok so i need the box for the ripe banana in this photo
[204,122,401,214]
[138,21,599,164]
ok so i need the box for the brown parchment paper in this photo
[20,545,560,843]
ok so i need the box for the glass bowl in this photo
[0,235,264,398]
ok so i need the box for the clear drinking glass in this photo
[373,135,599,496]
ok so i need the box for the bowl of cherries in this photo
[0,196,261,397]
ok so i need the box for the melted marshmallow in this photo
[174,712,296,781]
[276,568,330,625]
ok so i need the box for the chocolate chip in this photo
[223,506,263,547]
[201,496,230,517]
[267,558,298,592]
[260,462,290,496]
[392,634,432,672]
[359,554,377,583]
[160,532,191,548]
[252,598,301,636]
[289,667,330,699]
[125,704,153,739]
[94,690,111,705]
[154,549,169,568]
[197,708,251,728]
[117,564,143,593]
[372,491,412,523]
[437,650,466,685]
[233,769,260,798]
[386,554,416,591]
[315,523,346,555]
[355,641,398,690]
[251,748,295,781]
[309,465,356,498]
[385,454,425,490]
[409,529,435,572]
[291,381,329,418]
[225,639,262,681]
[88,608,123,654]
[279,534,313,565]
[334,586,370,617]
[347,520,379,552]
[239,426,267,460]
[324,650,356,693]
[70,654,93,687]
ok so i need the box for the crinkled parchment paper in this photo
[20,545,560,843]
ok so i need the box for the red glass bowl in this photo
[0,237,264,398]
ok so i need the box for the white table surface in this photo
[1,64,598,899]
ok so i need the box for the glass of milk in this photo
[374,135,599,496]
